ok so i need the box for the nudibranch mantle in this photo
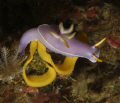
[19,23,103,63]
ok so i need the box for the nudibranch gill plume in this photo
[19,22,106,63]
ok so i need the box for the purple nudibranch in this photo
[19,23,102,63]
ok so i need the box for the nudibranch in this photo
[20,22,106,62]
[19,22,106,87]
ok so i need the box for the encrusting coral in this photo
[0,46,27,81]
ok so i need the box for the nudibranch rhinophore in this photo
[19,22,106,63]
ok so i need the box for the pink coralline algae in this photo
[107,36,120,48]
[31,91,66,103]
[2,90,16,102]
[87,7,98,18]
[24,86,38,94]
[57,73,69,79]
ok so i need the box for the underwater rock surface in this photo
[0,0,120,103]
